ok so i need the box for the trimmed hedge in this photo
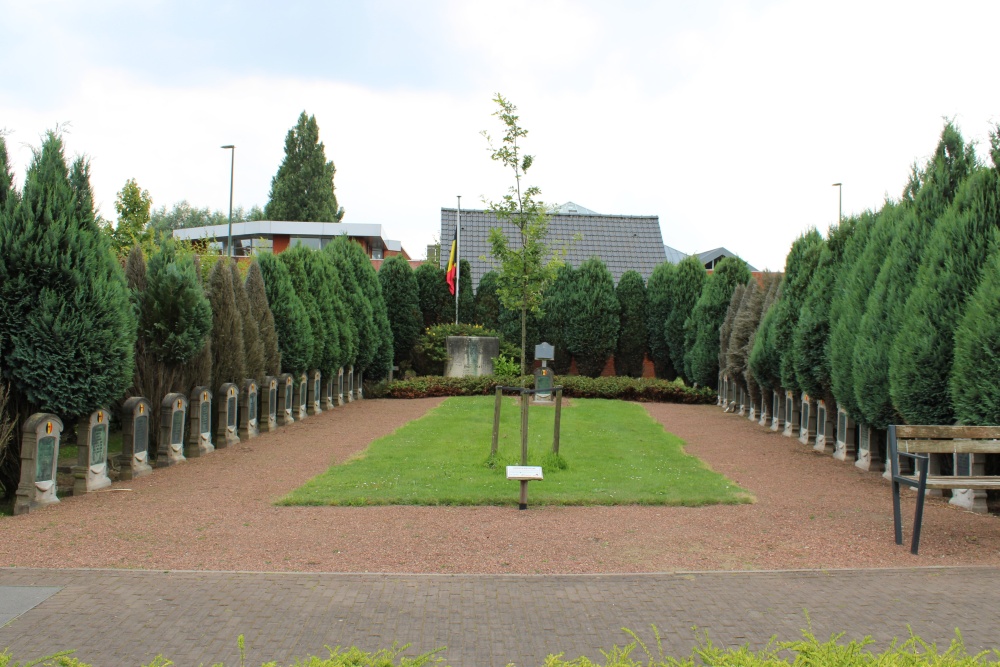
[371,374,715,403]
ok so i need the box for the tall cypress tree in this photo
[891,164,999,424]
[257,252,314,376]
[664,256,707,383]
[1,135,19,213]
[280,245,331,373]
[414,262,451,328]
[748,278,784,400]
[315,249,354,375]
[614,270,649,378]
[772,230,823,394]
[265,112,344,223]
[645,262,676,379]
[245,260,282,377]
[567,258,619,378]
[685,256,751,389]
[474,271,502,331]
[325,238,374,373]
[731,273,778,408]
[951,246,1000,425]
[230,260,265,384]
[540,264,578,374]
[379,254,422,367]
[717,283,746,385]
[458,259,475,324]
[207,258,246,393]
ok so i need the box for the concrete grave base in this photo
[445,336,499,377]
[72,409,112,496]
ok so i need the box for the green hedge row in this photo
[369,375,715,404]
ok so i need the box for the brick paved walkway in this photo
[2,567,998,666]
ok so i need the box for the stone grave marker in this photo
[534,367,554,404]
[798,394,816,446]
[119,397,153,481]
[757,396,769,426]
[346,366,355,402]
[770,390,784,432]
[322,374,336,411]
[297,373,309,420]
[814,400,835,454]
[783,390,801,438]
[834,405,856,462]
[337,367,345,406]
[280,373,295,426]
[14,414,64,514]
[855,425,884,472]
[307,370,322,416]
[239,379,259,440]
[950,453,988,512]
[157,393,188,467]
[356,369,364,399]
[262,376,279,432]
[738,387,747,416]
[73,408,112,495]
[186,387,214,458]
[215,383,240,447]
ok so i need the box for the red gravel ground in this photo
[2,398,998,573]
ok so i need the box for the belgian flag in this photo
[445,231,458,296]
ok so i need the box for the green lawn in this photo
[279,396,752,507]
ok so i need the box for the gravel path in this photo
[2,398,998,573]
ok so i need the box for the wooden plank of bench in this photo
[898,440,1000,454]
[895,425,1000,439]
[897,475,1000,489]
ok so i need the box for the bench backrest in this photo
[892,425,1000,454]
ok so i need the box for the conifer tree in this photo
[731,273,778,408]
[333,237,391,380]
[951,247,1000,425]
[540,264,578,375]
[258,252,314,375]
[458,259,475,324]
[207,258,246,393]
[771,230,823,394]
[181,255,213,392]
[891,163,999,424]
[315,249,354,375]
[685,256,751,388]
[265,111,344,223]
[664,256,707,383]
[230,260,265,383]
[499,299,542,368]
[245,260,282,377]
[718,283,746,384]
[645,262,676,379]
[474,271,502,331]
[69,156,98,231]
[854,123,976,429]
[280,246,329,372]
[748,278,784,400]
[414,262,451,328]
[325,238,374,373]
[0,135,16,213]
[566,258,619,377]
[614,270,649,378]
[792,220,856,405]
[378,254,422,367]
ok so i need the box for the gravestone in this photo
[757,396,769,426]
[533,366,554,404]
[215,383,240,448]
[346,366,355,402]
[717,374,726,407]
[770,390,785,432]
[73,408,112,495]
[157,393,188,467]
[738,387,747,416]
[297,373,309,420]
[356,369,364,399]
[747,395,756,422]
[834,405,857,462]
[262,376,279,432]
[239,379,259,440]
[445,336,500,377]
[950,453,988,513]
[813,400,835,454]
[307,370,322,416]
[186,387,214,458]
[855,424,884,472]
[337,367,345,406]
[14,414,64,514]
[783,390,800,438]
[119,397,153,481]
[798,394,816,446]
[322,374,336,411]
[279,373,295,426]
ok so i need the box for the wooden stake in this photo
[491,386,502,457]
[553,387,563,455]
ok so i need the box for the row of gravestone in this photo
[13,367,362,515]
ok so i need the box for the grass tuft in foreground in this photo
[279,396,751,507]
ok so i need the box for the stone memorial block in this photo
[445,336,500,377]
[738,387,747,416]
[307,370,322,416]
[718,376,727,408]
[297,373,309,420]
[322,375,336,411]
[813,400,835,454]
[214,383,240,448]
[346,366,355,402]
[239,379,259,440]
[279,373,295,426]
[770,390,784,432]
[855,425,885,472]
[798,394,817,446]
[337,367,345,406]
[783,390,800,438]
[834,406,856,462]
[950,452,988,513]
[747,396,756,422]
[14,414,64,514]
[356,369,364,399]
[262,376,279,432]
[157,393,188,467]
[119,397,153,481]
[73,408,112,495]
[757,398,769,426]
[186,387,214,458]
[533,366,554,404]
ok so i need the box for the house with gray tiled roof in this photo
[662,244,759,272]
[440,202,666,291]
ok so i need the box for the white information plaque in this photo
[506,465,544,481]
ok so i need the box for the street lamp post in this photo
[832,182,842,224]
[222,145,235,256]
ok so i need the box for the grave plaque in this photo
[356,370,364,399]
[738,387,746,416]
[157,393,188,467]
[770,390,784,432]
[186,387,214,458]
[307,370,322,416]
[14,414,64,514]
[534,366,554,403]
[73,408,112,495]
[855,425,885,473]
[279,373,295,426]
[215,383,240,447]
[950,452,988,512]
[814,400,835,454]
[783,390,800,438]
[337,367,345,406]
[757,398,769,427]
[798,394,816,446]
[262,376,279,432]
[297,373,309,420]
[834,405,857,462]
[747,396,756,422]
[322,375,336,411]
[239,379,259,440]
[346,366,355,402]
[119,397,152,480]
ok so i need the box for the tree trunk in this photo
[520,306,527,381]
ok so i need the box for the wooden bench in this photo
[889,424,1000,554]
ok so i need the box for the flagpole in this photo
[455,195,461,325]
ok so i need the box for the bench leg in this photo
[892,479,903,546]
[911,455,929,555]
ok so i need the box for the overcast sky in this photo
[3,0,999,270]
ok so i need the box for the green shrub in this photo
[257,252,314,375]
[410,323,501,376]
[379,254,422,367]
[685,256,751,389]
[664,256,707,383]
[414,262,452,328]
[614,270,649,378]
[540,264,578,375]
[774,229,823,393]
[644,261,676,379]
[473,270,502,331]
[566,258,619,377]
[951,247,1000,425]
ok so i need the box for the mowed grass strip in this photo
[279,396,752,506]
